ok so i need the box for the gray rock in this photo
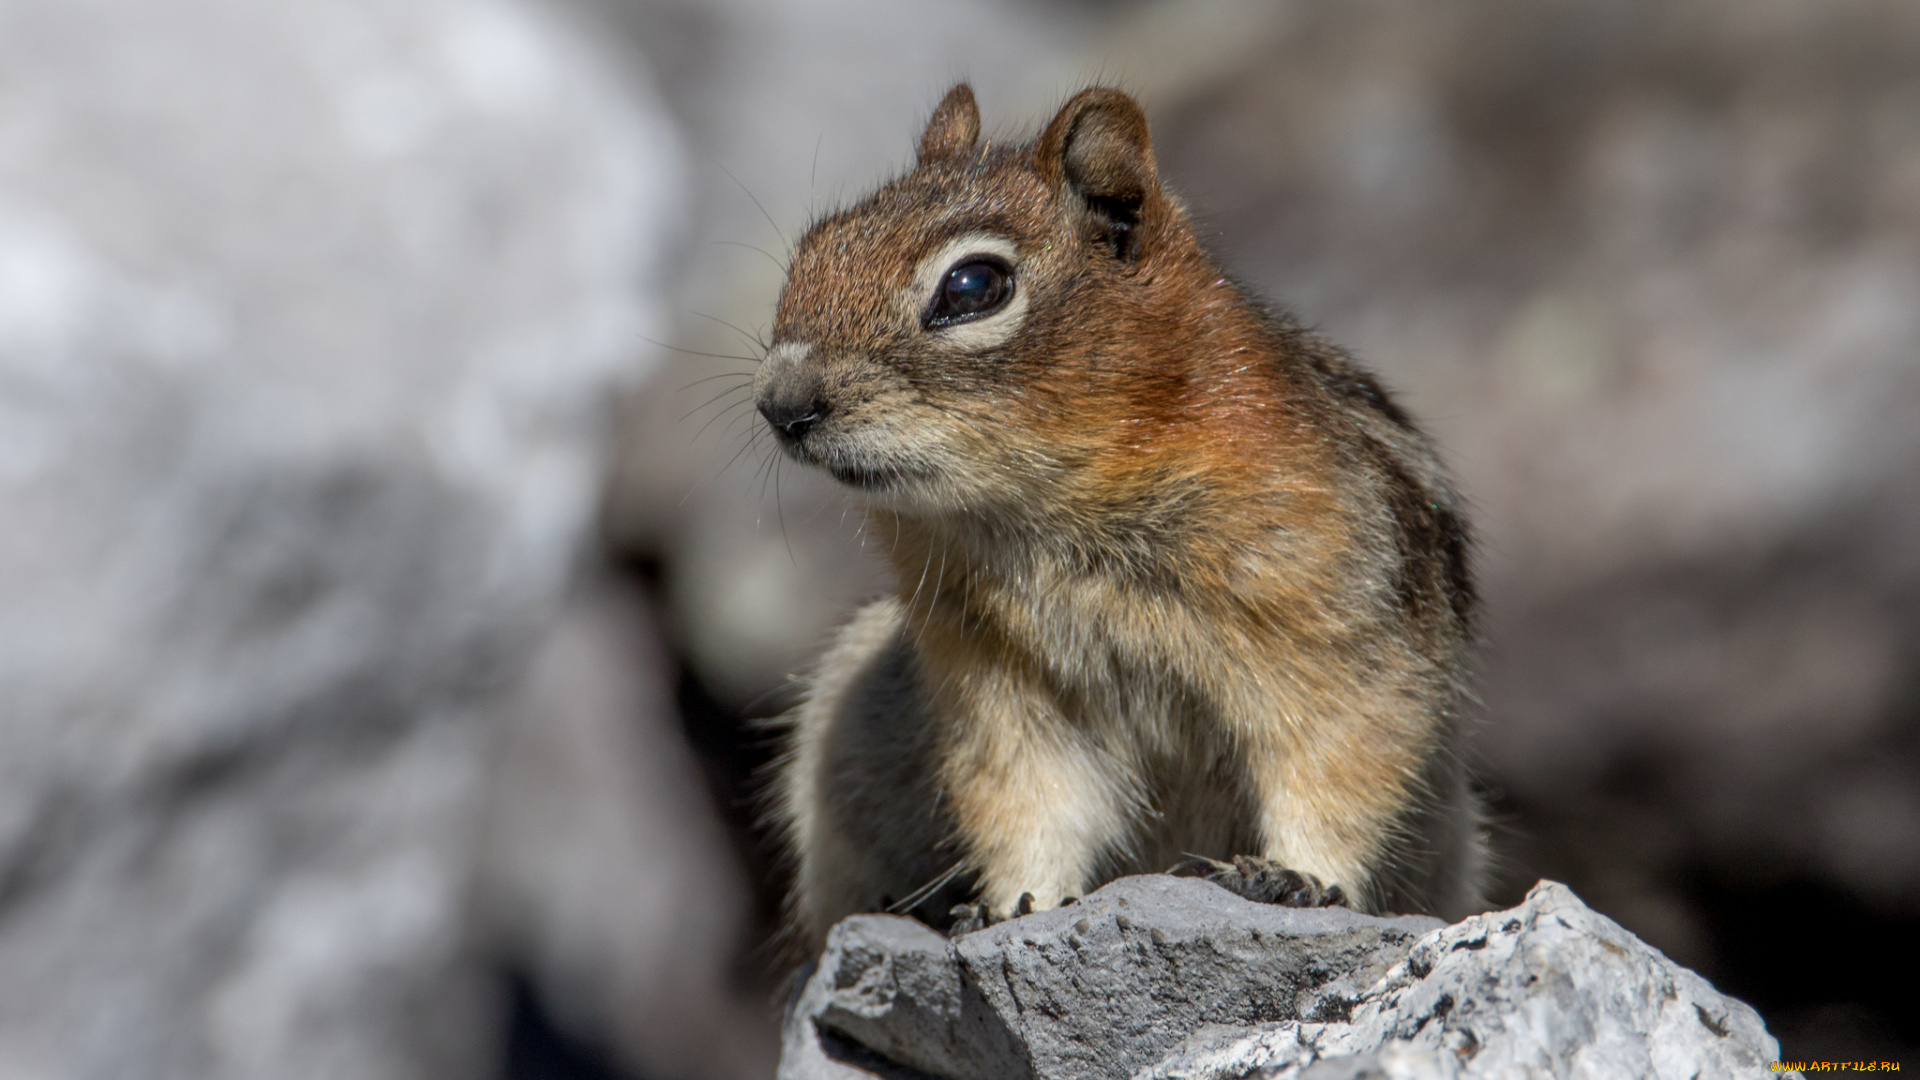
[781,879,1790,1080]
[0,0,679,1075]
[781,875,1441,1080]
[1139,881,1788,1080]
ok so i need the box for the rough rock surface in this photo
[0,0,678,1075]
[780,878,1787,1080]
[781,876,1441,1080]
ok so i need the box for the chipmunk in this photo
[756,84,1484,955]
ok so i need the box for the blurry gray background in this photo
[0,0,1913,1077]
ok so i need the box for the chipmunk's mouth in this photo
[789,442,932,493]
[822,457,933,492]
[826,463,894,488]
[764,403,936,494]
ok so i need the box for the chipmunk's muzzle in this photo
[754,342,939,497]
[755,345,828,446]
[756,340,956,499]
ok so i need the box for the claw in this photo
[1164,855,1348,909]
[947,902,995,936]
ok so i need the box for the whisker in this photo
[640,334,762,363]
[887,860,966,915]
[797,491,835,528]
[692,397,754,441]
[719,162,789,250]
[774,456,796,565]
[907,531,936,626]
[712,239,789,274]
[721,407,763,439]
[678,371,755,391]
[684,426,770,506]
[927,534,949,626]
[678,423,762,509]
[754,440,782,508]
[680,384,751,424]
[688,309,771,355]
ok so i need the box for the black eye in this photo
[926,257,1013,326]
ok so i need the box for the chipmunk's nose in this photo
[759,396,823,441]
[755,353,828,442]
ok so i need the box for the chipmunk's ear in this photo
[918,84,981,166]
[1036,87,1163,261]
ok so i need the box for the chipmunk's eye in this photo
[926,257,1013,327]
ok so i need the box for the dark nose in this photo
[756,365,828,442]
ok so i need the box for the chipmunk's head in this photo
[754,84,1220,519]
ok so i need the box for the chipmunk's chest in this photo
[942,572,1272,865]
[968,558,1238,724]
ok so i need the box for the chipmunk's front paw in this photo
[946,902,994,936]
[1167,855,1348,909]
[946,892,1042,937]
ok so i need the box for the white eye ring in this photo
[906,233,1028,351]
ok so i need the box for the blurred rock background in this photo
[0,1,1911,1078]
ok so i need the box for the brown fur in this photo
[756,85,1484,956]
